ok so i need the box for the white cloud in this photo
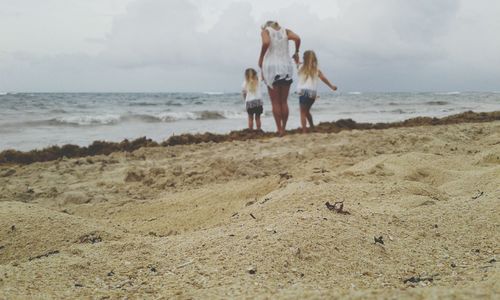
[0,0,499,92]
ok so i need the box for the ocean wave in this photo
[128,102,161,107]
[348,92,362,95]
[158,110,243,121]
[50,109,68,113]
[435,92,460,95]
[2,110,248,128]
[389,109,406,114]
[53,115,121,126]
[165,100,183,106]
[424,101,450,106]
[204,92,224,95]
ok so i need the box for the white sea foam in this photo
[435,91,461,95]
[54,114,121,126]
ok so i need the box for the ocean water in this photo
[0,91,499,151]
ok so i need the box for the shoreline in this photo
[1,110,499,165]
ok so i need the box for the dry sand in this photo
[0,121,499,299]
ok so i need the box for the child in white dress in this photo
[297,50,337,133]
[242,68,264,130]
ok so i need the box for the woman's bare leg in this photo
[268,87,282,134]
[278,84,291,135]
[248,114,254,130]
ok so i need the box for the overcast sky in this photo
[1,0,499,92]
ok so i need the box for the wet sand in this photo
[0,120,499,298]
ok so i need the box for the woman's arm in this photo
[318,70,338,91]
[258,29,271,68]
[286,29,301,64]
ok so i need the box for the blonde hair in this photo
[261,20,280,31]
[299,50,319,81]
[244,68,259,93]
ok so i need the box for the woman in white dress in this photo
[258,21,301,136]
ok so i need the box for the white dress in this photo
[241,81,264,109]
[297,72,319,92]
[262,27,295,88]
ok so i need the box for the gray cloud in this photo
[0,0,499,92]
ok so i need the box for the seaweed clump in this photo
[0,137,158,165]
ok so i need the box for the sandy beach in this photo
[1,120,499,298]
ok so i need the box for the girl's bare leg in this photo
[306,109,314,128]
[300,106,308,133]
[256,115,262,130]
[248,114,254,130]
[268,87,282,134]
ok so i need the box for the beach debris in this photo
[107,271,115,277]
[260,197,271,204]
[266,227,277,234]
[78,232,102,244]
[250,213,257,220]
[148,265,157,273]
[313,167,329,174]
[231,212,238,217]
[403,275,435,285]
[0,245,5,250]
[177,260,194,269]
[374,236,384,245]
[325,201,351,215]
[74,283,84,288]
[472,190,484,200]
[10,225,16,232]
[247,266,257,274]
[28,250,60,261]
[245,199,256,207]
[451,263,457,268]
[279,172,292,180]
[488,258,496,264]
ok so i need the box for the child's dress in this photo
[297,72,319,107]
[242,81,264,115]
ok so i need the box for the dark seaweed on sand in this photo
[1,111,499,165]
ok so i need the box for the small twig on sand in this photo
[177,260,194,269]
[325,201,351,215]
[29,250,60,261]
[250,213,257,219]
[403,275,436,284]
[374,236,384,245]
[472,190,484,200]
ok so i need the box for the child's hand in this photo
[332,85,338,91]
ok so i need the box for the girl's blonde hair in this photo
[244,68,259,93]
[298,50,318,80]
[261,20,280,30]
